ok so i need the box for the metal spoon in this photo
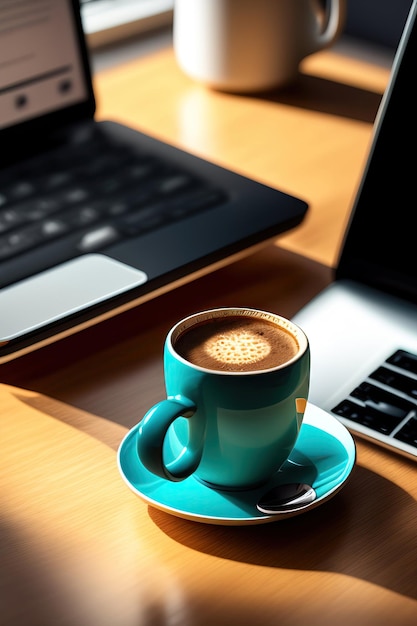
[257,482,316,514]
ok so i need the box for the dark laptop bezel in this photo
[335,0,417,304]
[335,2,417,302]
[1,0,95,166]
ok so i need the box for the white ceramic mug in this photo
[173,0,346,92]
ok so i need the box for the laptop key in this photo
[350,382,415,419]
[332,399,405,435]
[370,366,417,400]
[0,209,23,234]
[386,350,417,376]
[63,205,102,227]
[394,416,417,448]
[78,225,121,252]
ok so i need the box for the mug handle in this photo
[310,0,347,50]
[137,396,200,481]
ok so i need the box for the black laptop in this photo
[293,0,417,459]
[0,0,307,364]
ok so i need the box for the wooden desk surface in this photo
[2,44,417,626]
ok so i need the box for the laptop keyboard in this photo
[0,125,226,289]
[332,349,417,451]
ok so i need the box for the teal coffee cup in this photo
[137,307,310,490]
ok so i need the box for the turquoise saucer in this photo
[117,403,356,525]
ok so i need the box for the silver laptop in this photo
[293,0,417,460]
[0,0,307,364]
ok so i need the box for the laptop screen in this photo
[336,1,417,304]
[0,0,94,148]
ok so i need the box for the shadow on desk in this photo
[254,73,383,124]
[150,463,417,602]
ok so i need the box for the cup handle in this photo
[137,396,200,482]
[310,0,347,50]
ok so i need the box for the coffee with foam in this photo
[175,315,299,372]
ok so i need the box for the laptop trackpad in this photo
[0,254,148,343]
